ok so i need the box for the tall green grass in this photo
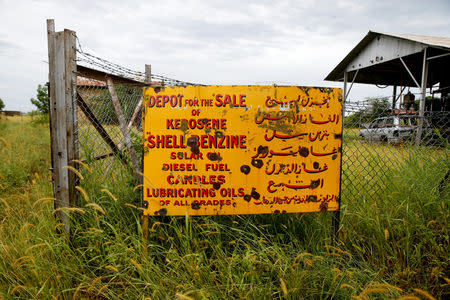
[0,117,448,299]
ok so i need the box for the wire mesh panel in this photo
[341,96,449,203]
[75,77,142,178]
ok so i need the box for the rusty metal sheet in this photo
[142,86,343,216]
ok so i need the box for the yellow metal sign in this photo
[143,86,342,216]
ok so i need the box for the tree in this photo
[0,98,5,112]
[30,84,49,114]
[345,96,390,127]
[369,96,390,119]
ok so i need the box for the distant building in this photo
[1,110,22,116]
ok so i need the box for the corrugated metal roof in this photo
[325,31,450,83]
[372,31,450,50]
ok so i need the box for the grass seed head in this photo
[359,287,389,297]
[0,137,11,149]
[32,197,55,208]
[293,252,312,264]
[85,203,106,214]
[72,282,84,300]
[340,284,355,290]
[101,188,117,201]
[88,276,103,293]
[9,285,26,295]
[19,223,36,234]
[175,293,194,300]
[14,256,35,268]
[368,283,402,292]
[25,243,46,253]
[133,184,143,191]
[412,288,436,300]
[280,278,288,296]
[71,159,93,174]
[105,265,119,273]
[129,259,143,271]
[75,186,90,202]
[0,198,10,210]
[97,284,109,296]
[150,221,161,232]
[88,227,104,233]
[63,165,84,180]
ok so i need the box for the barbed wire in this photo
[75,35,201,86]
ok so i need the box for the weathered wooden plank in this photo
[127,100,142,132]
[76,93,131,168]
[49,29,70,234]
[64,29,78,207]
[106,76,141,175]
[114,100,142,150]
[47,20,57,200]
[111,98,142,173]
[145,64,151,84]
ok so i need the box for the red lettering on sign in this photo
[215,94,246,107]
[148,94,184,108]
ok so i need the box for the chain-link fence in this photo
[341,96,449,203]
[75,77,142,183]
[72,46,449,212]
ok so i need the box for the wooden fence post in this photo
[145,64,151,85]
[47,20,57,200]
[47,20,77,234]
[64,29,79,207]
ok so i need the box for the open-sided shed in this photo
[325,30,450,143]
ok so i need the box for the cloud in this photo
[0,38,23,57]
[0,0,449,111]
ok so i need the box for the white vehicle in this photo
[359,115,429,144]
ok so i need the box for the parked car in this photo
[359,115,431,144]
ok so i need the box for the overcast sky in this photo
[1,0,449,112]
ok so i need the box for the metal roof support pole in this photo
[343,71,348,102]
[331,70,347,246]
[392,85,397,110]
[343,71,348,105]
[427,52,450,61]
[415,48,429,145]
[399,57,421,89]
[343,69,358,102]
[395,86,406,107]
